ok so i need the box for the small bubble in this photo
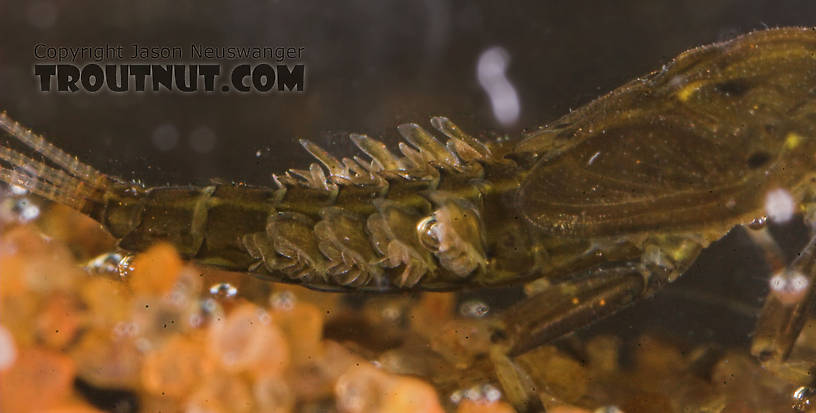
[449,389,464,404]
[202,298,219,313]
[748,216,767,230]
[117,254,136,278]
[482,384,501,402]
[209,282,238,299]
[792,274,809,290]
[793,386,815,412]
[464,385,482,401]
[770,274,785,290]
[195,298,224,326]
[459,299,490,318]
[769,270,809,305]
[269,290,296,311]
[256,150,262,157]
[257,309,272,325]
[113,321,139,338]
[84,252,124,273]
[381,305,402,322]
[14,199,39,222]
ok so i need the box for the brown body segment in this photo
[518,27,816,237]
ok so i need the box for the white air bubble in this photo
[769,274,786,291]
[765,188,795,223]
[209,282,238,299]
[769,270,810,305]
[791,273,810,292]
[477,46,520,126]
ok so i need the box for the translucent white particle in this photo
[19,202,40,222]
[9,185,27,195]
[151,123,179,152]
[769,270,810,305]
[14,198,40,222]
[477,46,520,126]
[189,126,217,153]
[459,299,490,318]
[765,188,795,223]
[269,290,295,311]
[482,384,502,402]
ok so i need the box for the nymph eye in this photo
[747,151,771,169]
[712,79,751,97]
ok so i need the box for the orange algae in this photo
[409,292,456,337]
[253,373,295,413]
[69,329,143,388]
[40,404,105,413]
[271,299,323,365]
[79,277,130,329]
[335,364,445,413]
[128,242,183,295]
[207,302,290,376]
[141,334,213,398]
[288,339,369,402]
[186,373,254,413]
[0,347,76,413]
[36,292,84,349]
[0,223,392,413]
[380,375,445,413]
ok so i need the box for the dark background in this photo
[1,0,815,348]
[1,0,815,185]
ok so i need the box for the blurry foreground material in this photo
[0,202,815,413]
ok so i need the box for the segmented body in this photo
[0,112,548,291]
[2,27,816,298]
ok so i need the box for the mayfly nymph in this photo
[3,27,816,409]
